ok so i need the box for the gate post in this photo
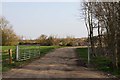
[39,44,40,56]
[16,45,19,61]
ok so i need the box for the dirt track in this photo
[3,47,111,78]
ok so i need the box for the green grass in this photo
[2,46,16,51]
[2,46,60,72]
[76,47,120,78]
[76,48,88,63]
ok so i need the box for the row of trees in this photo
[0,17,87,46]
[82,1,120,70]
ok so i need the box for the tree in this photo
[83,2,96,57]
[36,34,47,45]
[0,17,19,46]
[47,35,59,46]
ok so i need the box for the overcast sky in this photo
[2,2,87,39]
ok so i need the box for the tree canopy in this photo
[0,17,19,46]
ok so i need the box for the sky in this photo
[2,2,88,39]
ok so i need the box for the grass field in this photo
[2,46,60,72]
[76,47,120,78]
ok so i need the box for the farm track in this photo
[3,47,113,78]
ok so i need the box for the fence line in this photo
[2,45,41,64]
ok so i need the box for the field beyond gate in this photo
[2,46,60,72]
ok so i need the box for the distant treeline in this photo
[0,17,87,46]
[19,35,88,46]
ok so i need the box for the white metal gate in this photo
[16,45,40,61]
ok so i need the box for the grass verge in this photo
[76,47,120,78]
[2,46,60,72]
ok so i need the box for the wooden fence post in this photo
[9,49,12,64]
